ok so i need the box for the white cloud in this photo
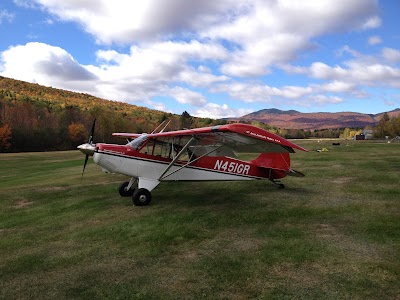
[178,67,230,87]
[93,40,227,82]
[31,0,380,80]
[88,40,229,104]
[0,10,15,24]
[0,43,97,90]
[168,86,207,106]
[288,51,400,90]
[213,82,314,104]
[32,0,236,44]
[13,0,39,9]
[368,35,382,45]
[194,103,252,119]
[320,81,355,93]
[308,95,343,104]
[203,0,380,77]
[2,0,392,116]
[361,16,381,29]
[309,62,347,80]
[382,48,400,63]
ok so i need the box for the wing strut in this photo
[158,136,196,180]
[159,144,223,181]
[159,120,171,133]
[151,119,171,134]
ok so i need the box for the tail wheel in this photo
[132,188,152,206]
[118,181,135,197]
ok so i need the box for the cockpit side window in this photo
[137,136,199,162]
[139,138,172,159]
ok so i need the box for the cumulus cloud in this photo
[204,0,380,77]
[168,86,207,106]
[87,40,230,104]
[31,0,380,79]
[2,0,392,116]
[308,95,343,104]
[194,103,252,119]
[320,81,356,93]
[212,82,315,103]
[284,46,400,94]
[382,48,400,63]
[0,43,97,89]
[32,0,236,44]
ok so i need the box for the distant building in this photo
[355,134,365,140]
[363,130,373,140]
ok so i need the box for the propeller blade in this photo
[81,154,89,179]
[88,118,96,144]
[81,118,96,179]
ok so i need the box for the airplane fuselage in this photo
[93,143,286,183]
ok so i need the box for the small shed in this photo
[355,134,365,140]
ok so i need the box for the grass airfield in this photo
[0,140,399,299]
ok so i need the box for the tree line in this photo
[0,91,225,152]
[1,76,399,152]
[373,112,400,139]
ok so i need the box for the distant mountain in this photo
[232,108,400,130]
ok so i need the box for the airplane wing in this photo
[138,123,307,155]
[112,133,143,139]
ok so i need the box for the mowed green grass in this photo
[0,141,399,299]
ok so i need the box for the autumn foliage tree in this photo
[0,124,12,151]
[68,122,87,143]
[373,113,400,138]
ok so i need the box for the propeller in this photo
[78,118,96,179]
[88,118,96,144]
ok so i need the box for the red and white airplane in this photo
[78,120,307,206]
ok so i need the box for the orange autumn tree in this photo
[0,124,12,151]
[68,122,87,143]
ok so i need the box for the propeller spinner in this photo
[78,119,96,179]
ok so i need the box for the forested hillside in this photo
[0,76,221,152]
[1,76,398,152]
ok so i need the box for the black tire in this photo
[119,181,134,197]
[132,188,152,206]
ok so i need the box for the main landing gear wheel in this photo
[118,181,135,197]
[132,188,152,206]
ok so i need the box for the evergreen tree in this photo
[180,111,193,129]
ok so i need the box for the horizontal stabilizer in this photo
[287,169,305,177]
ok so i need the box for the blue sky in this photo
[0,0,399,118]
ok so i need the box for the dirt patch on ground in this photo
[36,186,69,192]
[179,229,264,262]
[313,223,382,261]
[331,177,354,185]
[13,199,34,208]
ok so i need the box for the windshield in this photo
[127,134,148,150]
